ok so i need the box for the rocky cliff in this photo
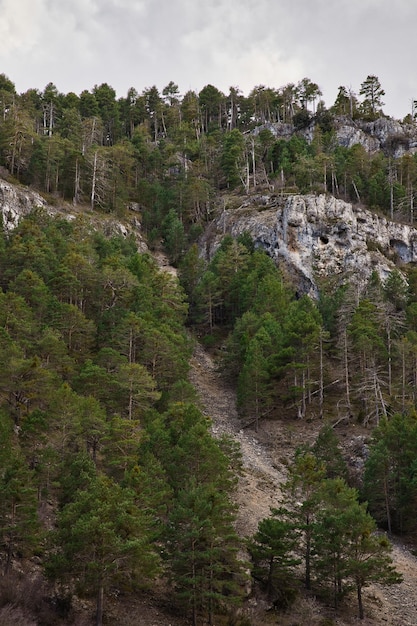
[255,116,417,158]
[2,174,417,299]
[0,177,49,232]
[0,177,147,250]
[335,116,417,157]
[202,193,417,297]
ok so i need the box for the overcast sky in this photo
[1,0,416,119]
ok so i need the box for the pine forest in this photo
[0,72,417,625]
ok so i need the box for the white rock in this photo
[203,193,417,297]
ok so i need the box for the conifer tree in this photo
[363,412,417,534]
[167,479,245,625]
[47,474,158,626]
[0,452,40,574]
[285,450,325,590]
[249,507,300,606]
[237,327,272,430]
[312,478,401,618]
[141,403,247,625]
[359,75,385,118]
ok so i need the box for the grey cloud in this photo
[0,0,416,118]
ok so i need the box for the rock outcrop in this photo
[337,116,417,157]
[202,194,417,297]
[0,177,147,251]
[2,173,416,300]
[0,178,48,232]
[255,116,417,158]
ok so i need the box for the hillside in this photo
[189,331,417,626]
[2,72,417,625]
[1,177,417,625]
[2,178,417,626]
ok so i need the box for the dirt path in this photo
[188,341,417,625]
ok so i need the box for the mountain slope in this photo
[188,338,417,625]
[201,192,417,297]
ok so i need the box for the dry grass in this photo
[0,572,66,625]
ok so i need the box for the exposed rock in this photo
[335,119,380,152]
[0,179,49,232]
[0,177,148,252]
[254,116,417,157]
[252,121,293,140]
[202,193,417,296]
[331,116,413,155]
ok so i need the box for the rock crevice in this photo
[203,193,417,296]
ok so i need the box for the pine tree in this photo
[142,403,247,625]
[363,412,417,534]
[359,75,385,119]
[348,298,387,425]
[47,474,158,626]
[312,478,401,618]
[312,479,360,608]
[167,479,245,625]
[311,424,349,480]
[0,453,40,574]
[346,510,401,619]
[237,327,272,430]
[283,296,323,418]
[249,507,300,606]
[285,451,326,590]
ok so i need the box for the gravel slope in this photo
[188,341,417,626]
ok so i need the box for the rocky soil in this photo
[189,342,287,536]
[188,340,417,626]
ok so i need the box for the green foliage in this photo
[178,243,206,322]
[311,478,401,616]
[0,212,242,624]
[0,453,40,574]
[140,402,247,623]
[311,424,349,480]
[237,326,273,428]
[293,108,312,130]
[199,84,225,132]
[48,473,158,624]
[270,135,311,182]
[2,72,417,623]
[263,439,402,619]
[0,74,412,229]
[195,238,331,421]
[363,412,417,534]
[248,507,300,606]
[162,207,186,264]
[384,269,408,311]
[348,298,385,361]
[318,281,348,338]
[166,478,245,623]
[359,75,385,119]
[221,129,245,188]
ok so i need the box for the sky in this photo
[1,0,416,120]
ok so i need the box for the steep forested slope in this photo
[2,71,417,625]
[190,335,417,626]
[0,211,247,625]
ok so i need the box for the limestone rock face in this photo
[335,121,380,152]
[0,177,147,252]
[202,194,417,296]
[0,179,48,231]
[339,117,417,157]
[256,116,417,157]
